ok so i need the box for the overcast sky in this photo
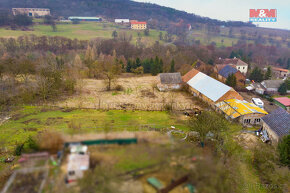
[134,0,290,30]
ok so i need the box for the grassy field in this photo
[0,21,164,46]
[0,106,189,149]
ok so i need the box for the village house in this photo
[248,79,287,95]
[261,108,290,145]
[218,65,246,88]
[272,67,289,79]
[182,69,243,107]
[261,79,285,94]
[131,21,147,30]
[273,97,290,112]
[215,58,249,75]
[157,73,182,92]
[12,8,50,17]
[216,99,268,125]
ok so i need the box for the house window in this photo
[243,67,245,69]
[238,67,240,69]
[254,118,261,123]
[68,171,75,176]
[244,119,251,124]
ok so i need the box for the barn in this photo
[261,108,290,144]
[182,69,243,107]
[157,73,182,92]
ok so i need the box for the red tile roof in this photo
[274,97,290,106]
[216,58,248,66]
[131,21,147,24]
[272,67,289,73]
[182,68,200,83]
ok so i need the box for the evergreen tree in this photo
[264,66,272,80]
[225,74,237,88]
[135,57,141,68]
[159,59,163,73]
[151,57,159,75]
[249,67,264,82]
[126,59,132,72]
[170,59,175,73]
[278,79,289,95]
[142,59,151,73]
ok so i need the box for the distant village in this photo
[11,8,147,30]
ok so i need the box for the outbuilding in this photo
[216,99,268,125]
[183,69,243,107]
[273,97,290,111]
[157,72,182,91]
[261,108,290,144]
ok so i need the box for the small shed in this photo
[67,154,89,183]
[157,72,182,91]
[261,108,290,144]
[273,97,290,111]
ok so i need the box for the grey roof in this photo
[262,80,284,89]
[261,108,290,138]
[187,71,231,102]
[219,65,238,78]
[159,73,182,84]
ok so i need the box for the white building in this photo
[115,19,130,23]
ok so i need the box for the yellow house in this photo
[131,21,147,30]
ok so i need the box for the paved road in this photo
[239,92,278,113]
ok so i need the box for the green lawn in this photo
[0,21,164,46]
[0,106,187,149]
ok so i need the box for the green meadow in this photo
[0,21,165,46]
[0,106,188,149]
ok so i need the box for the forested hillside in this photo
[1,0,254,28]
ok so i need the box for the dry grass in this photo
[53,75,201,111]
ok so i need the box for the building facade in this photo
[131,21,147,30]
[216,58,248,75]
[12,8,50,17]
[157,73,182,92]
[218,65,246,88]
[261,108,290,145]
[272,67,289,79]
[68,17,102,22]
[216,99,268,126]
[115,19,130,23]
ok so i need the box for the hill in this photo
[1,0,254,28]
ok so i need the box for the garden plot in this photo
[61,132,199,193]
[53,76,202,111]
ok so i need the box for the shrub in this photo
[37,131,64,153]
[278,135,290,167]
[14,143,24,156]
[26,136,39,151]
[115,85,124,91]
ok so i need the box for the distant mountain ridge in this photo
[1,0,255,28]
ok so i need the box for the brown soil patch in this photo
[235,133,259,149]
